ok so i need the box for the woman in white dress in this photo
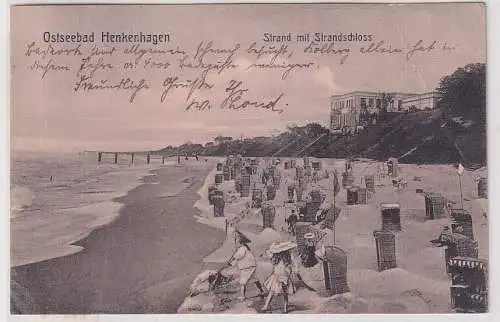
[261,241,297,313]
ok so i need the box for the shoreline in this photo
[10,156,489,314]
[11,161,226,314]
[10,164,160,268]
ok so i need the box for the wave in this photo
[10,153,166,267]
[10,186,34,217]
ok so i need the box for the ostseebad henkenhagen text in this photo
[42,32,171,45]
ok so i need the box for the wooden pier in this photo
[85,150,174,165]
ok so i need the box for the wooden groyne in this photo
[84,150,174,165]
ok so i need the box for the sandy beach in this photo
[10,155,488,315]
[11,160,225,314]
[178,157,488,314]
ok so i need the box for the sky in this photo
[10,3,486,152]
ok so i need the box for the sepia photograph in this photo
[9,2,488,315]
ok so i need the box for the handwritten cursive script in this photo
[30,58,70,79]
[73,75,150,103]
[406,40,438,60]
[160,71,214,104]
[220,80,285,114]
[247,60,315,80]
[23,37,457,114]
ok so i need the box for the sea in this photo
[10,151,175,267]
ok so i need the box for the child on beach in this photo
[223,230,264,301]
[261,241,297,313]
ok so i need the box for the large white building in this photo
[330,90,442,133]
[400,91,441,111]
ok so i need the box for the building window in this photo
[376,99,381,109]
[360,98,367,108]
[368,98,374,107]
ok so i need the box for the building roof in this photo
[330,90,442,101]
[401,91,442,103]
[331,91,418,100]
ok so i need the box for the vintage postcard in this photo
[9,2,487,316]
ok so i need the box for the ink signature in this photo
[220,80,285,113]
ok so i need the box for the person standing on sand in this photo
[223,230,264,301]
[285,209,298,236]
[312,170,320,183]
[261,241,297,313]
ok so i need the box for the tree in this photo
[305,123,326,138]
[437,63,486,124]
[214,136,223,145]
[214,136,233,145]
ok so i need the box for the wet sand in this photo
[11,161,225,314]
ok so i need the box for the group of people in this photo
[223,230,297,313]
[217,159,335,312]
[284,188,331,235]
[177,154,204,164]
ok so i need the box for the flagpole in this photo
[333,192,336,245]
[457,163,465,209]
[333,170,338,246]
[459,174,464,209]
